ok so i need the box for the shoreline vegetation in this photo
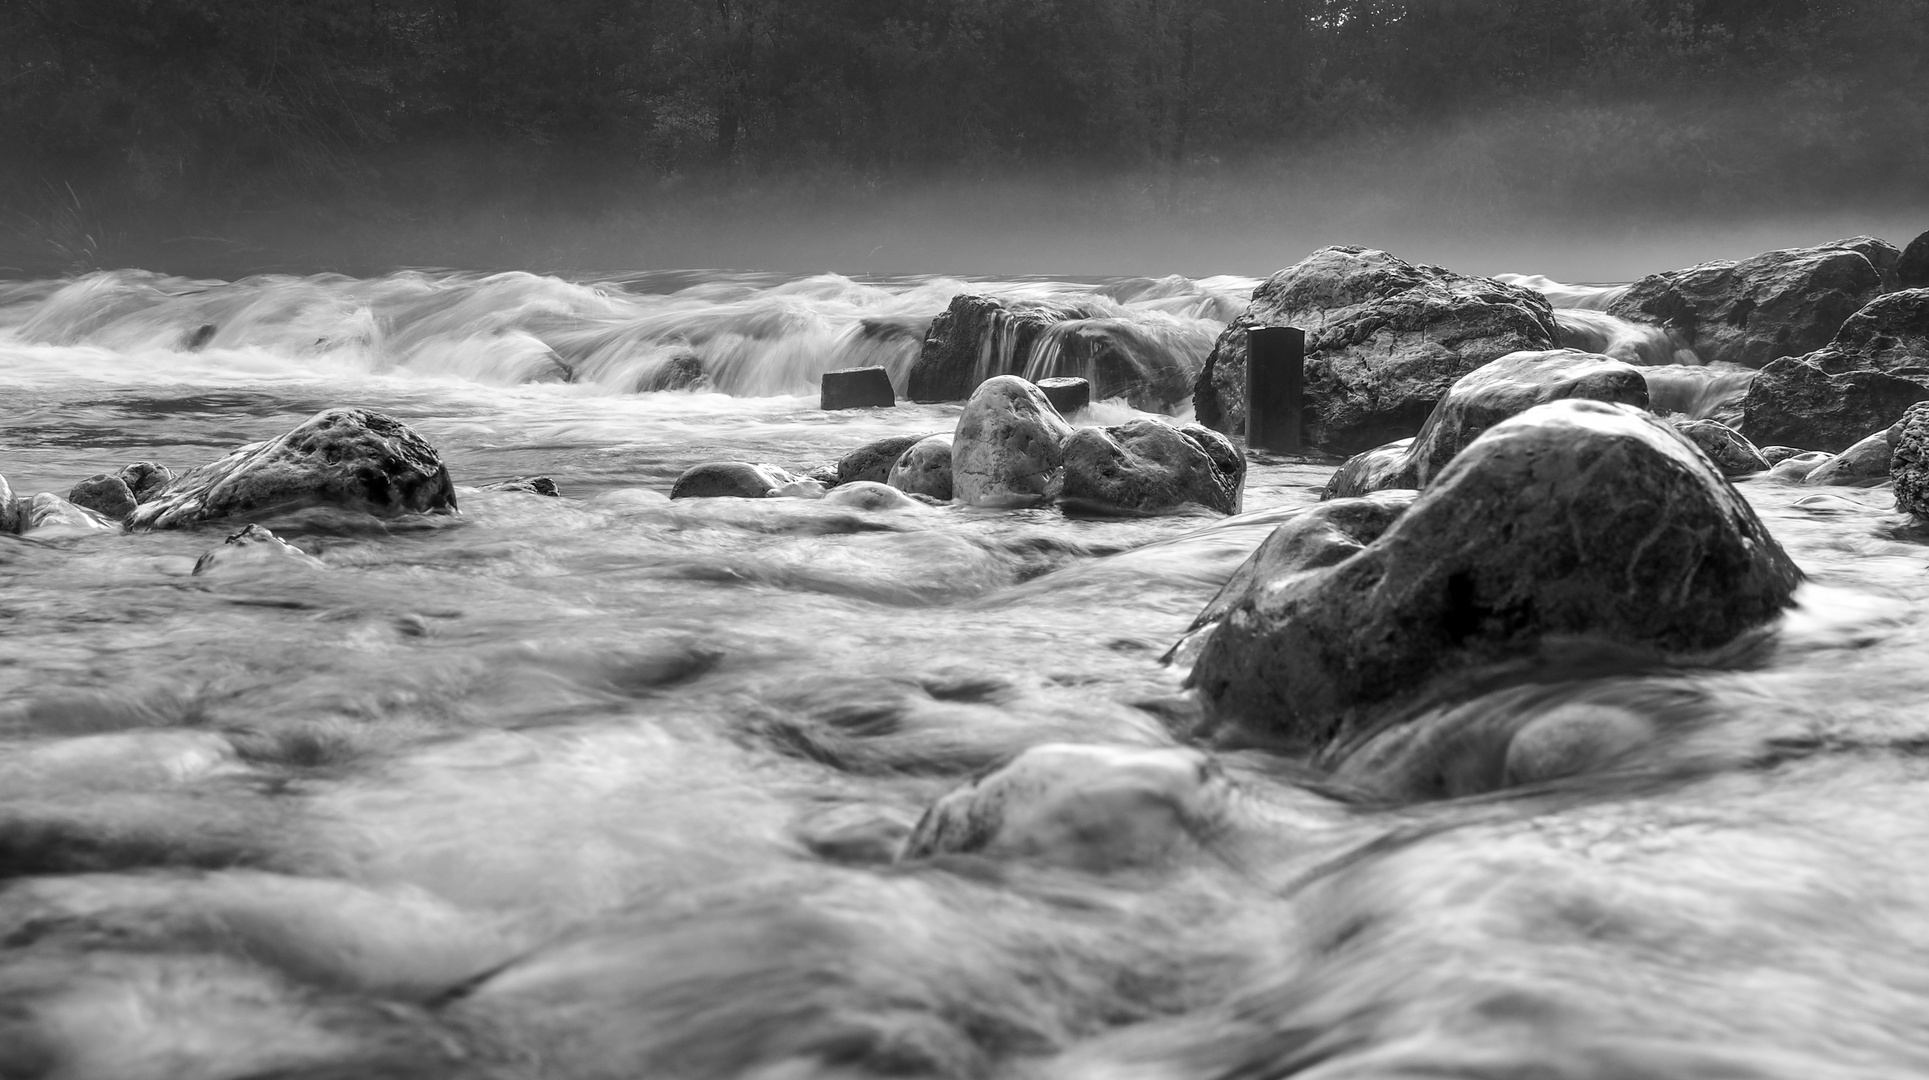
[4,0,1927,279]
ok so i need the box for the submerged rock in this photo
[129,409,457,529]
[1608,242,1886,369]
[951,375,1073,508]
[1890,403,1929,517]
[1324,349,1649,499]
[481,476,561,497]
[68,474,139,520]
[887,434,954,501]
[0,473,22,535]
[821,480,926,511]
[1059,419,1244,515]
[635,353,706,393]
[26,492,118,533]
[836,434,932,486]
[1673,419,1769,477]
[192,524,327,575]
[117,461,174,503]
[1803,431,1892,487]
[1187,400,1802,755]
[1767,451,1834,483]
[769,478,829,499]
[669,461,799,499]
[1193,246,1560,452]
[1759,445,1807,466]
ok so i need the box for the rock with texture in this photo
[669,461,799,499]
[480,476,561,497]
[836,435,932,486]
[1607,242,1886,369]
[1187,400,1802,755]
[1739,289,1929,450]
[635,354,706,393]
[1059,419,1244,515]
[1323,349,1649,499]
[1035,376,1091,415]
[821,481,926,511]
[26,493,118,533]
[1899,230,1929,289]
[128,409,457,530]
[68,474,139,520]
[1803,431,1892,487]
[0,474,21,535]
[908,295,1095,402]
[117,461,174,503]
[1193,247,1560,453]
[191,524,327,575]
[1828,235,1903,291]
[1767,451,1833,483]
[950,376,1074,508]
[886,435,954,501]
[819,366,896,410]
[1890,403,1929,518]
[1674,419,1769,477]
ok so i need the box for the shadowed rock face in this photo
[128,409,457,529]
[1059,420,1244,516]
[1187,400,1802,756]
[837,435,932,486]
[1739,288,1929,451]
[887,435,954,501]
[1193,247,1560,454]
[907,295,1097,403]
[1673,419,1769,477]
[950,376,1073,508]
[1608,243,1885,370]
[68,474,138,521]
[1324,349,1649,499]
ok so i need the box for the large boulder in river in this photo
[1606,242,1885,369]
[1324,349,1648,499]
[1739,288,1929,451]
[1186,400,1802,756]
[908,295,1093,403]
[886,434,954,501]
[1059,419,1244,515]
[951,376,1074,508]
[128,409,457,529]
[1193,247,1561,453]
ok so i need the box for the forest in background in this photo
[2,0,1926,276]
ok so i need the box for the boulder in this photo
[0,474,22,535]
[1828,235,1903,291]
[635,354,706,393]
[191,524,327,576]
[908,295,1093,403]
[1192,247,1561,453]
[128,409,457,530]
[669,461,798,500]
[1740,360,1929,453]
[117,461,173,503]
[950,376,1074,508]
[1059,419,1243,515]
[1673,419,1769,477]
[1322,349,1649,499]
[1033,321,1201,411]
[1803,431,1892,487]
[819,366,895,410]
[1035,376,1091,415]
[480,476,560,496]
[836,434,931,486]
[886,434,954,501]
[1890,403,1929,517]
[1606,242,1885,369]
[1898,230,1929,289]
[1186,400,1802,755]
[26,493,118,533]
[68,474,138,520]
[1767,451,1833,483]
[821,481,926,511]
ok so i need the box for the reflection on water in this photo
[2,268,1923,1079]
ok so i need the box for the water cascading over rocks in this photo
[1193,247,1562,453]
[1183,399,1803,756]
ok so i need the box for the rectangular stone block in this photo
[821,366,897,410]
[1246,326,1305,452]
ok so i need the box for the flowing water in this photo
[1,268,1926,1080]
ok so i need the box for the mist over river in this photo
[5,264,1929,1080]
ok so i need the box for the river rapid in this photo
[2,267,1927,1080]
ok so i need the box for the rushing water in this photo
[3,268,1928,1079]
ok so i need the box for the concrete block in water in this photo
[820,366,895,410]
[1035,376,1090,415]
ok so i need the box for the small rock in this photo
[1059,419,1243,515]
[1674,419,1769,477]
[887,434,954,501]
[1803,431,1892,487]
[1035,376,1091,415]
[128,409,457,529]
[1767,451,1834,483]
[67,474,138,520]
[0,473,22,535]
[951,375,1074,508]
[1758,445,1807,465]
[836,435,931,486]
[669,461,799,499]
[117,461,174,503]
[192,524,327,576]
[1321,439,1415,501]
[25,493,118,533]
[822,481,926,511]
[636,354,706,393]
[1503,704,1656,786]
[181,323,217,351]
[480,476,561,497]
[1890,402,1929,517]
[820,366,896,410]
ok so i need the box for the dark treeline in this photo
[3,0,1926,274]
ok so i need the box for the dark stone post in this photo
[1246,326,1305,452]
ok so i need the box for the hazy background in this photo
[3,0,1925,281]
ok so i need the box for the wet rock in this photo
[1038,321,1199,411]
[181,322,216,351]
[128,409,458,529]
[669,461,799,499]
[1898,230,1929,289]
[1187,400,1802,755]
[117,461,174,503]
[887,434,954,501]
[1767,451,1833,483]
[821,481,925,511]
[192,524,327,575]
[1889,403,1929,517]
[1740,360,1929,453]
[951,375,1074,508]
[1323,349,1649,499]
[0,473,22,535]
[836,434,931,486]
[1759,445,1807,466]
[1035,376,1091,415]
[526,352,574,384]
[1673,419,1769,477]
[1193,247,1561,453]
[769,478,829,499]
[1607,242,1885,369]
[820,366,895,410]
[635,354,705,393]
[1828,235,1903,292]
[1803,431,1892,487]
[908,295,1092,402]
[1503,703,1657,786]
[67,474,139,520]
[480,476,561,497]
[900,744,1228,871]
[26,492,118,533]
[1059,419,1243,515]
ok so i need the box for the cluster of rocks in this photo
[670,374,1246,516]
